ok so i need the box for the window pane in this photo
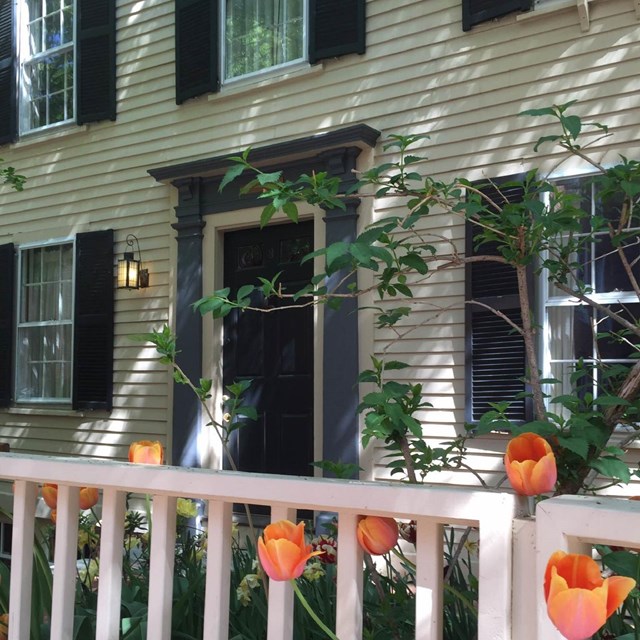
[225,0,304,80]
[43,245,61,281]
[17,324,72,401]
[548,306,593,363]
[17,245,73,401]
[596,303,640,361]
[62,6,72,43]
[594,234,640,293]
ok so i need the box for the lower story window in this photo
[543,177,640,403]
[16,242,74,403]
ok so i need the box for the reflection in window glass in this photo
[20,0,75,132]
[17,243,74,403]
[224,0,305,81]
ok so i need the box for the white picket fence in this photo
[1,452,639,640]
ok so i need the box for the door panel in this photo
[223,222,314,478]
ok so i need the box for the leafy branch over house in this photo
[182,102,640,495]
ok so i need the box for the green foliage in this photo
[0,159,26,192]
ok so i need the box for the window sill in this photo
[2,406,86,418]
[210,62,324,103]
[10,123,88,150]
[516,0,592,31]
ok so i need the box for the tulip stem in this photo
[291,580,340,640]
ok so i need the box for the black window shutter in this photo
[72,230,114,411]
[175,0,219,104]
[309,0,365,64]
[0,0,17,144]
[462,0,532,32]
[465,176,532,423]
[76,0,116,124]
[0,243,14,408]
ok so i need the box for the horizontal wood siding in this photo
[0,0,638,492]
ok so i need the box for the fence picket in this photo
[146,494,177,640]
[7,480,37,640]
[50,484,80,640]
[96,488,127,640]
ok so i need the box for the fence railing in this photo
[2,452,639,640]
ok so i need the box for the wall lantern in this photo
[117,234,149,290]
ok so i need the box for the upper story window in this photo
[0,0,115,145]
[16,241,74,403]
[223,0,306,82]
[19,0,75,134]
[175,0,365,105]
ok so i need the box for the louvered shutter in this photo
[175,0,219,104]
[76,0,116,124]
[72,230,114,411]
[309,0,366,63]
[0,243,14,407]
[0,0,17,144]
[462,0,532,32]
[465,176,532,423]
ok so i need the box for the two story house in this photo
[0,0,638,496]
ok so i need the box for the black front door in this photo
[223,221,314,477]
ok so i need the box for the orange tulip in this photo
[356,516,398,555]
[42,484,99,511]
[41,483,58,509]
[0,613,8,640]
[545,551,636,640]
[50,510,57,524]
[79,487,99,510]
[504,432,557,496]
[257,520,323,581]
[129,440,164,465]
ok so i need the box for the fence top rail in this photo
[0,452,522,524]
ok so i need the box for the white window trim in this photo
[220,0,308,86]
[15,237,76,405]
[17,0,77,136]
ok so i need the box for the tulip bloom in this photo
[42,484,99,511]
[79,487,99,510]
[129,440,164,465]
[504,432,557,496]
[545,551,636,640]
[258,520,323,581]
[0,613,8,640]
[357,516,398,555]
[41,483,58,509]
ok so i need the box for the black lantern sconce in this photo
[117,234,149,290]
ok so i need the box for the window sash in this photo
[541,176,640,404]
[16,241,75,403]
[222,0,306,82]
[19,0,76,133]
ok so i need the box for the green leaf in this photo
[601,550,640,579]
[282,201,299,222]
[325,241,349,269]
[219,163,245,192]
[259,204,277,228]
[236,284,255,303]
[562,114,582,139]
[593,395,628,407]
[519,106,558,117]
[399,253,428,274]
[256,171,283,185]
[589,456,631,483]
[556,436,589,460]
